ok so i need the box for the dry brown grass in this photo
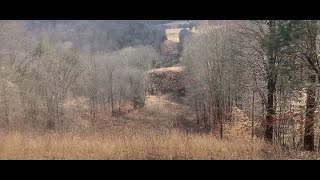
[148,66,185,73]
[1,124,319,160]
[2,95,320,160]
[0,129,273,160]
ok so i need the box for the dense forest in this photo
[1,20,320,159]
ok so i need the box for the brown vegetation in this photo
[0,130,269,160]
[2,20,320,159]
[147,66,185,95]
[1,95,320,160]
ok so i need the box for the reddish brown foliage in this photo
[270,112,301,123]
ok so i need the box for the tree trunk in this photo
[4,96,9,126]
[265,79,276,142]
[119,88,122,112]
[252,89,255,138]
[203,103,207,126]
[304,74,316,151]
[90,96,96,127]
[265,20,277,142]
[3,85,10,126]
[228,74,231,112]
[195,96,200,125]
[110,73,114,116]
[46,98,56,130]
[220,107,223,139]
[216,97,223,139]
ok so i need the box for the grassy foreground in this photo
[0,128,307,160]
[1,96,319,160]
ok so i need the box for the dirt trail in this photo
[113,95,198,132]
